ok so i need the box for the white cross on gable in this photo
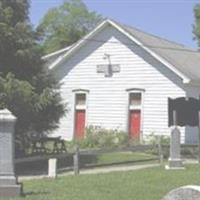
[96,64,120,77]
[97,53,120,77]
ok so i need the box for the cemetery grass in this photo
[103,151,157,163]
[82,151,158,166]
[12,164,200,200]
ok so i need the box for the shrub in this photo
[75,126,129,149]
[145,133,170,158]
[145,133,170,145]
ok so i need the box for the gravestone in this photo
[0,109,22,198]
[48,158,57,178]
[163,185,200,200]
[165,127,184,169]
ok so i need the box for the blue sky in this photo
[30,0,200,49]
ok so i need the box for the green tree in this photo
[0,0,65,152]
[38,0,102,54]
[193,4,200,47]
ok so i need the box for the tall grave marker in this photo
[0,109,22,198]
[166,110,184,169]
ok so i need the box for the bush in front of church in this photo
[77,126,129,149]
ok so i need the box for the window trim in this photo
[75,93,87,110]
[72,88,90,93]
[129,93,142,110]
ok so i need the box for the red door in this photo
[129,110,141,140]
[75,110,86,139]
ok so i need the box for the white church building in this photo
[44,19,200,143]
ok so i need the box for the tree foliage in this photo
[193,4,200,47]
[0,0,65,151]
[38,0,102,53]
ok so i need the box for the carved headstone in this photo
[0,109,22,197]
[163,185,200,200]
[165,127,184,169]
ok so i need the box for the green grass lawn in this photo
[78,151,158,168]
[95,151,157,165]
[9,164,200,200]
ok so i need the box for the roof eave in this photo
[186,80,200,86]
[49,19,110,70]
[42,45,73,60]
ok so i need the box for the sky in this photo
[30,0,200,49]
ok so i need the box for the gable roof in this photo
[44,19,200,84]
[120,22,200,84]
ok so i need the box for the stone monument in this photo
[163,185,200,200]
[0,109,22,198]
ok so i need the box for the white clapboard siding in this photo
[52,26,199,144]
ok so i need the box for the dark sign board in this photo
[168,97,200,127]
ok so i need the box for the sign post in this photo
[168,97,200,166]
[198,111,200,164]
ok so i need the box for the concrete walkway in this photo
[76,163,160,175]
[18,163,160,181]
